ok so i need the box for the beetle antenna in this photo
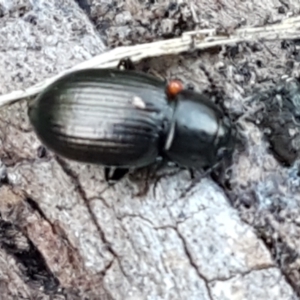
[199,63,226,111]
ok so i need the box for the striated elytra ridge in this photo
[28,68,174,167]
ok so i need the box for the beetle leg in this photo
[179,162,222,199]
[104,167,129,184]
[189,169,195,179]
[117,58,136,71]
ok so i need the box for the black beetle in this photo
[28,60,234,182]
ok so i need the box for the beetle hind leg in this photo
[104,167,129,184]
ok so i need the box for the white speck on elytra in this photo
[132,96,146,109]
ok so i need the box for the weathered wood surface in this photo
[0,0,300,299]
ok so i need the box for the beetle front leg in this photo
[104,167,129,184]
[117,58,136,71]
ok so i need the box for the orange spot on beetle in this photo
[166,80,184,99]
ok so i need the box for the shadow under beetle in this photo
[28,59,235,183]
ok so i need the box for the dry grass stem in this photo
[1,15,300,108]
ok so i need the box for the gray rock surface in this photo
[0,0,300,299]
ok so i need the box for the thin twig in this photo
[1,16,300,108]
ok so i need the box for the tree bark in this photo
[0,0,299,299]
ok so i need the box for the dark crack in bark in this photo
[255,218,300,297]
[55,156,127,278]
[0,218,60,295]
[207,266,277,283]
[174,227,214,300]
[0,184,112,299]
